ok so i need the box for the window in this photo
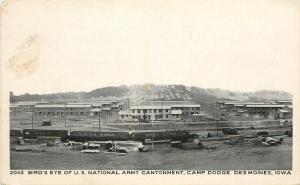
[137,110,140,113]
[132,110,135,113]
[166,115,168,118]
[166,109,168,112]
[154,109,156,113]
[159,109,162,113]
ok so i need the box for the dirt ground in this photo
[10,137,292,170]
[10,114,292,170]
[10,114,282,133]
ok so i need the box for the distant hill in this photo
[89,86,129,98]
[10,84,292,104]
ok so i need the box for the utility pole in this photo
[216,101,219,137]
[104,106,106,121]
[98,104,101,132]
[31,106,34,129]
[65,102,67,128]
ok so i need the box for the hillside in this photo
[10,84,292,104]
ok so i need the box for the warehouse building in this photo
[10,100,126,118]
[9,102,48,115]
[276,100,292,105]
[118,103,201,122]
[242,104,286,119]
[277,107,293,119]
[71,100,124,111]
[86,100,125,117]
[34,104,91,117]
[218,100,293,119]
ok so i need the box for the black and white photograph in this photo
[9,86,293,170]
[1,0,299,184]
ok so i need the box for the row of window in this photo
[34,112,88,116]
[143,131,184,137]
[131,109,167,113]
[120,114,180,119]
[131,107,200,113]
[82,133,116,137]
[120,112,200,119]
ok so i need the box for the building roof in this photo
[130,104,201,109]
[171,104,201,108]
[245,104,285,108]
[230,102,267,105]
[35,104,91,108]
[70,103,110,106]
[223,102,239,105]
[276,100,292,103]
[192,113,205,116]
[148,101,195,104]
[233,104,245,107]
[16,102,40,106]
[130,105,172,110]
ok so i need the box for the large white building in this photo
[118,103,201,122]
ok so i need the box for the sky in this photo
[1,0,300,95]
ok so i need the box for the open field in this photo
[10,113,284,132]
[11,137,292,170]
[10,113,293,170]
[10,113,124,131]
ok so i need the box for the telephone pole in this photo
[64,102,67,128]
[98,105,101,132]
[216,101,219,137]
[31,107,34,129]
